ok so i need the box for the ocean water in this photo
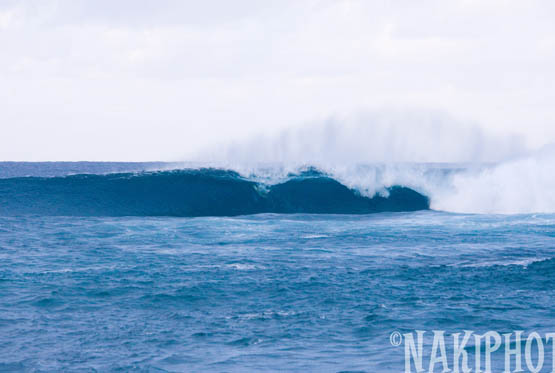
[1,162,555,372]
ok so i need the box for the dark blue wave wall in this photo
[0,169,429,216]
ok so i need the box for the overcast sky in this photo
[1,0,554,161]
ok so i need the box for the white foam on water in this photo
[188,110,555,214]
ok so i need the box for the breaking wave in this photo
[0,168,429,217]
[2,143,554,216]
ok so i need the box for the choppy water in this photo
[1,163,554,372]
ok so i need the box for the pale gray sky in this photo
[1,0,554,161]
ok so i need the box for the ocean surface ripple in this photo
[1,163,554,371]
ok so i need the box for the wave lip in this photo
[0,168,429,217]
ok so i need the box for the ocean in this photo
[1,162,554,372]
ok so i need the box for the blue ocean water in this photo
[1,163,554,372]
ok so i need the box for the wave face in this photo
[0,169,429,217]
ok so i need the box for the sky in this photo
[0,0,554,161]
